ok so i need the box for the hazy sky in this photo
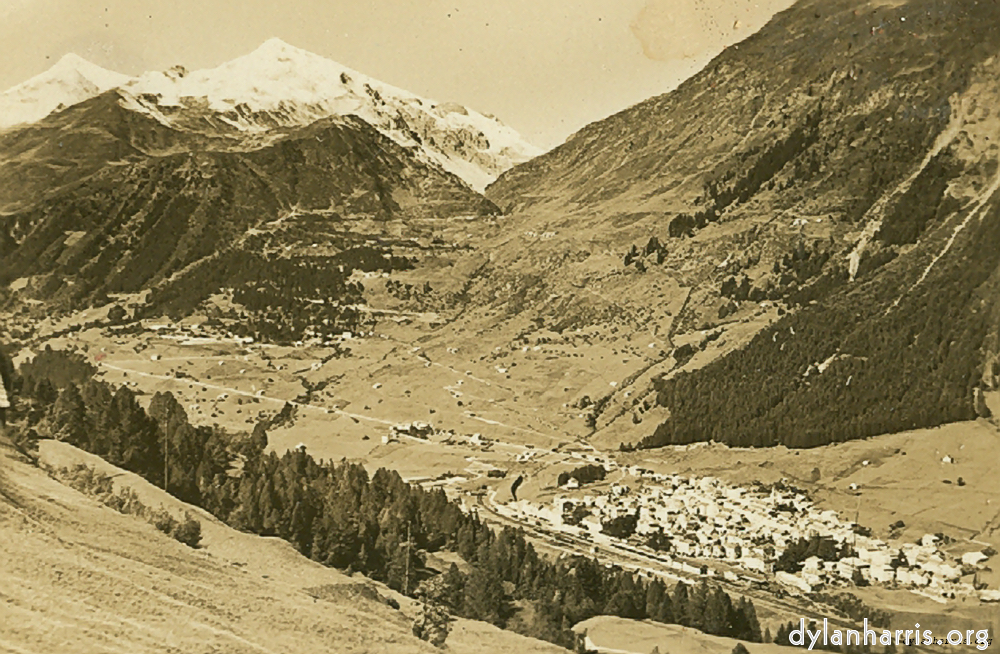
[0,0,794,149]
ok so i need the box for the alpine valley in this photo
[3,1,1000,653]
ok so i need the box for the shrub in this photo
[171,513,203,548]
[149,507,179,535]
[601,513,639,539]
[54,464,202,548]
[412,602,451,647]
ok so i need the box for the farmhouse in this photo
[776,571,812,593]
[390,421,434,439]
[962,551,988,567]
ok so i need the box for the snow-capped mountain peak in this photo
[0,53,131,129]
[1,40,539,189]
[119,38,540,190]
[49,53,130,89]
[123,37,382,113]
[250,37,313,60]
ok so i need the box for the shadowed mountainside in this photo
[481,0,1000,447]
[0,93,496,339]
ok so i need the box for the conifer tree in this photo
[463,566,505,626]
[412,602,450,648]
[51,383,87,445]
[672,582,690,627]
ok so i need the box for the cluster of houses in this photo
[137,321,256,346]
[496,468,997,603]
[522,230,557,240]
[139,317,366,349]
[775,533,990,602]
[383,421,435,443]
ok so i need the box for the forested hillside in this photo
[0,100,494,341]
[637,160,1000,450]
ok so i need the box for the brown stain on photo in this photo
[631,0,797,61]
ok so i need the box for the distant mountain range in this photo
[0,39,540,191]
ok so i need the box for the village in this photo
[494,466,1000,605]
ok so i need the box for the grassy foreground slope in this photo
[0,436,567,654]
[574,616,796,654]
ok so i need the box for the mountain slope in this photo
[119,38,540,190]
[0,95,496,337]
[0,53,131,131]
[0,90,231,216]
[0,435,568,654]
[488,0,985,219]
[477,0,1000,448]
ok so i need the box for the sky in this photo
[0,0,795,150]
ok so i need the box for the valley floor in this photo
[11,316,1000,652]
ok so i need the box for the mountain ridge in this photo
[0,39,540,191]
[0,40,517,346]
[0,53,131,130]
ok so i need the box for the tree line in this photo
[774,535,854,574]
[557,463,607,487]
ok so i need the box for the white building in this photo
[962,551,988,567]
[776,571,812,593]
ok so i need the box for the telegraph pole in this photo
[851,494,861,581]
[853,495,861,549]
[404,522,412,596]
[164,433,169,492]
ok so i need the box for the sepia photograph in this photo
[1,1,999,652]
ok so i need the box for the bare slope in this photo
[0,436,567,654]
[574,616,794,654]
